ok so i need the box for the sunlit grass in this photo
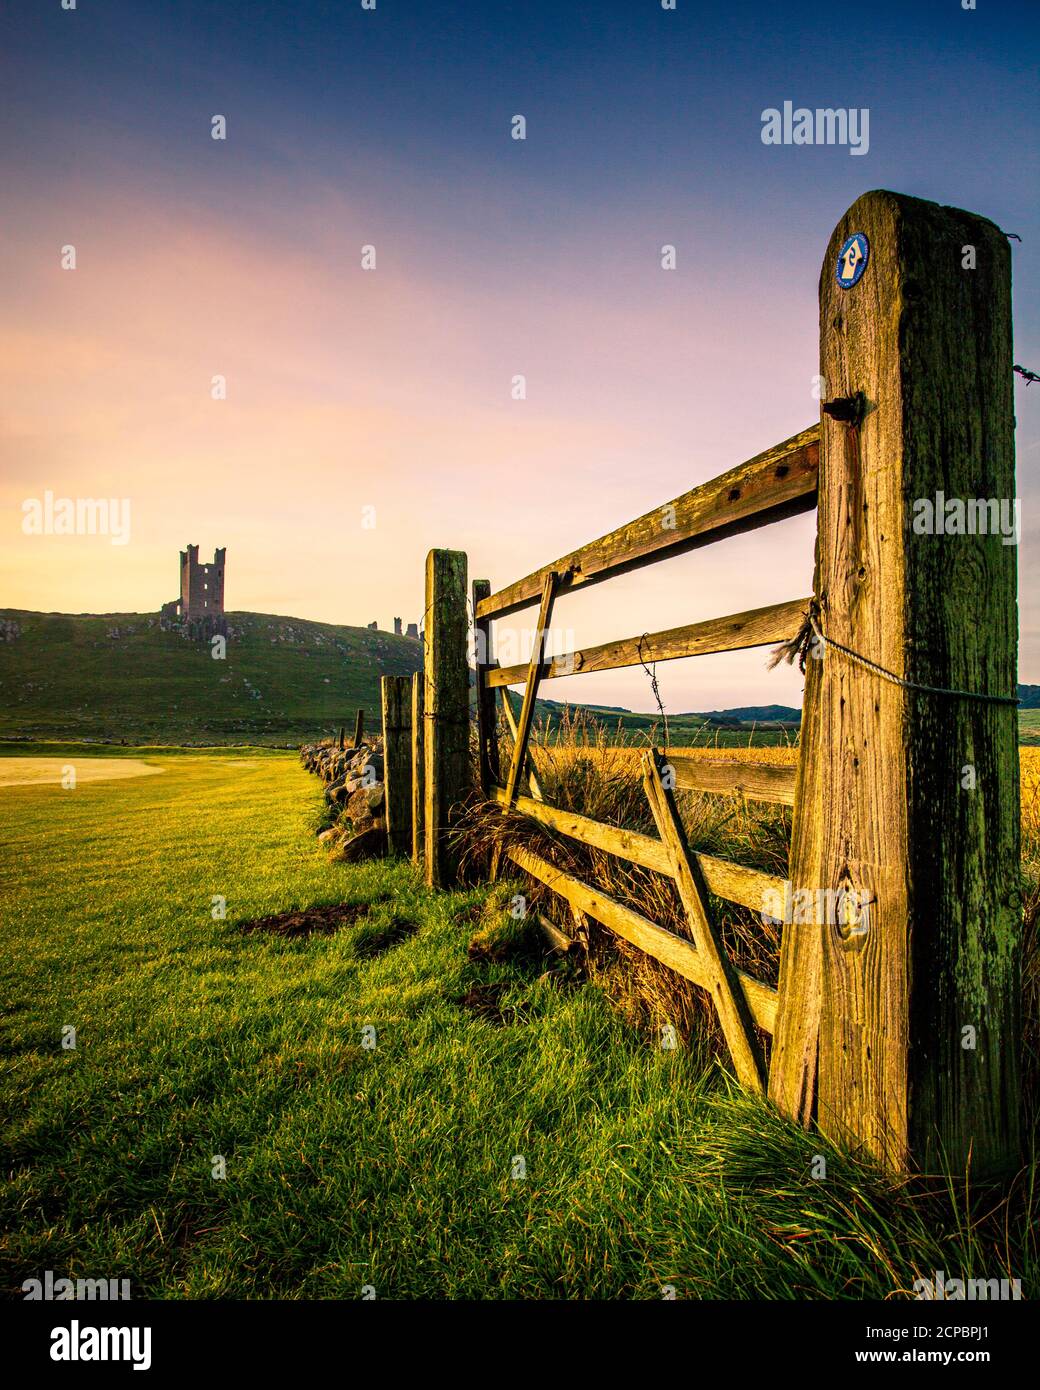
[1,749,1035,1299]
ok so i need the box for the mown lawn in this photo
[0,751,1034,1299]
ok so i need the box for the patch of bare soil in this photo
[452,981,525,1027]
[353,915,420,958]
[236,902,372,938]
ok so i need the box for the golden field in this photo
[530,741,1040,857]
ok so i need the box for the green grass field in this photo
[1,751,1034,1299]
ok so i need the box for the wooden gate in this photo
[409,190,1022,1177]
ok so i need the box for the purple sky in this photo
[2,0,1037,710]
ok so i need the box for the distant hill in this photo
[516,694,802,745]
[539,698,631,715]
[0,609,421,745]
[536,697,799,725]
[1019,684,1040,709]
[696,704,801,725]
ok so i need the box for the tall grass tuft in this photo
[456,707,791,1055]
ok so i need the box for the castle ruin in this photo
[161,545,227,638]
[367,619,420,639]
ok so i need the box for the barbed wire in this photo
[636,634,670,748]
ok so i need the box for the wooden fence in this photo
[382,190,1022,1179]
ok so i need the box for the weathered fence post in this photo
[423,549,470,887]
[411,671,425,866]
[770,190,1020,1176]
[380,675,412,857]
[472,579,500,795]
[352,707,365,750]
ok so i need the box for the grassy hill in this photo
[0,609,422,746]
[3,608,1036,749]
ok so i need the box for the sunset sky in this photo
[2,0,1038,712]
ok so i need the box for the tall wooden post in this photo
[411,672,425,866]
[352,707,365,750]
[423,549,470,887]
[770,190,1020,1176]
[472,579,500,795]
[381,675,412,857]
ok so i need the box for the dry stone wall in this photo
[300,735,388,862]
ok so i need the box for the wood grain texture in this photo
[666,753,797,806]
[478,427,820,620]
[410,672,424,866]
[896,200,1020,1177]
[507,844,777,1032]
[784,191,1020,1174]
[768,597,825,1127]
[380,675,412,857]
[642,752,767,1091]
[423,549,470,887]
[488,598,810,688]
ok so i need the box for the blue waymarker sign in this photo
[836,232,869,289]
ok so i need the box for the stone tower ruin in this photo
[180,544,225,619]
[161,545,226,635]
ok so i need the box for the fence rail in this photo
[476,424,821,620]
[667,755,796,806]
[487,596,811,687]
[489,783,787,912]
